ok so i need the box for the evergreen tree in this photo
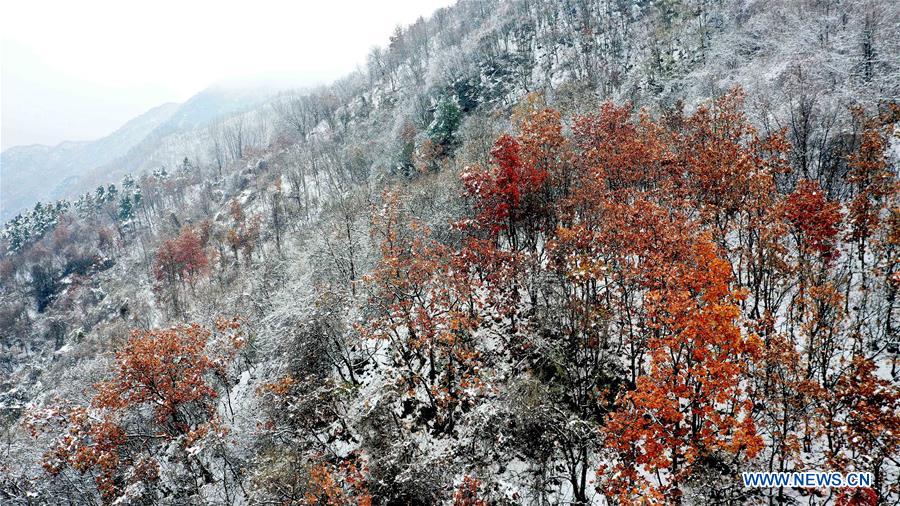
[428,97,462,148]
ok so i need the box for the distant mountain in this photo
[162,84,277,131]
[68,84,282,194]
[1,84,282,221]
[1,102,179,221]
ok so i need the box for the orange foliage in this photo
[361,193,485,433]
[28,319,243,503]
[94,324,220,429]
[226,199,262,265]
[453,475,488,506]
[29,406,127,501]
[836,487,880,506]
[153,225,209,286]
[830,356,900,485]
[847,122,897,246]
[602,235,762,502]
[781,179,843,264]
[352,91,897,503]
[572,101,668,196]
[304,456,372,506]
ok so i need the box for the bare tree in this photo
[224,116,246,162]
[208,122,227,177]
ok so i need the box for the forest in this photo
[1,0,898,504]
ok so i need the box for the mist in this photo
[1,0,453,150]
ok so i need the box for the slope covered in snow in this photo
[1,1,897,504]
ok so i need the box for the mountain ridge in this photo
[1,102,180,220]
[1,84,289,221]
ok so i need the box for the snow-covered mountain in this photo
[1,84,283,221]
[67,84,284,196]
[1,0,897,504]
[1,102,178,220]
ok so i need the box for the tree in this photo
[30,263,58,312]
[152,226,209,314]
[828,355,900,498]
[208,122,226,177]
[750,332,820,504]
[847,118,896,254]
[269,176,286,254]
[303,456,372,506]
[572,101,667,195]
[781,179,843,266]
[224,116,246,162]
[428,97,462,149]
[360,194,485,435]
[226,200,261,267]
[462,134,548,250]
[845,118,898,349]
[601,235,763,504]
[94,324,223,427]
[780,179,845,371]
[28,320,244,503]
[676,89,792,255]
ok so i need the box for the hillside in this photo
[1,84,283,221]
[0,102,179,220]
[67,83,285,196]
[1,1,898,505]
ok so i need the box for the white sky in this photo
[0,0,454,150]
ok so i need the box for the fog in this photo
[1,0,453,150]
